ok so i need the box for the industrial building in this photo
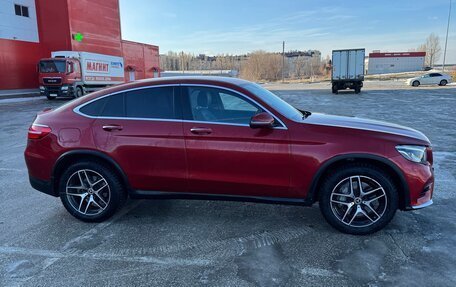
[0,0,159,91]
[367,52,426,75]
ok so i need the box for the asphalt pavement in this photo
[0,81,455,286]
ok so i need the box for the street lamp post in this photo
[443,0,452,72]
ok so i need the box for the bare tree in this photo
[240,51,283,81]
[418,33,442,67]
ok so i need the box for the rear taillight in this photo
[28,124,52,140]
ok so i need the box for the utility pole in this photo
[282,41,285,83]
[443,0,452,71]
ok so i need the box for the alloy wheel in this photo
[65,169,111,216]
[330,175,387,228]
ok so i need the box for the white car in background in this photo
[406,73,452,87]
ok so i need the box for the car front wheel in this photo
[412,80,420,87]
[439,80,447,86]
[59,161,127,222]
[319,164,398,235]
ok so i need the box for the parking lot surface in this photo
[1,81,455,286]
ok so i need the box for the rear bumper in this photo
[29,176,58,197]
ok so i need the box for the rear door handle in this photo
[190,127,212,135]
[102,125,123,131]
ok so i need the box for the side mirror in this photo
[67,62,73,74]
[250,112,275,129]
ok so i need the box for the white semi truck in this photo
[39,51,125,100]
[331,49,365,94]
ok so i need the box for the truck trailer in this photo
[39,51,125,100]
[331,49,365,94]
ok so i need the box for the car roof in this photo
[133,76,251,86]
[64,76,256,110]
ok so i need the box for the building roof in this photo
[369,52,426,58]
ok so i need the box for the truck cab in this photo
[39,58,83,100]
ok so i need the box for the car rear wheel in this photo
[412,80,420,87]
[439,80,447,86]
[59,161,127,222]
[319,163,398,235]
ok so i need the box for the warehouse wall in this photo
[66,0,123,56]
[0,0,159,90]
[122,40,160,82]
[367,53,426,75]
[0,0,71,90]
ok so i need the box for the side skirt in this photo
[129,190,314,207]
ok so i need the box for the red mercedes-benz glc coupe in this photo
[24,77,434,234]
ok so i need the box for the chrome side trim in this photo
[72,83,288,130]
[410,199,433,210]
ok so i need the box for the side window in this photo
[125,87,177,119]
[430,73,441,77]
[101,93,125,117]
[185,86,262,125]
[79,97,108,116]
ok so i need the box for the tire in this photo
[59,161,127,222]
[354,86,361,94]
[46,95,56,100]
[75,86,83,98]
[439,80,447,86]
[412,81,420,87]
[319,163,398,235]
[332,85,338,94]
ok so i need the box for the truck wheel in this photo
[412,81,420,87]
[332,85,338,94]
[354,86,361,94]
[75,86,83,98]
[439,80,447,86]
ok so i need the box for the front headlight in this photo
[396,145,427,163]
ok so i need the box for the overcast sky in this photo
[119,0,455,63]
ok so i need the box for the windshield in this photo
[39,60,66,73]
[242,83,303,121]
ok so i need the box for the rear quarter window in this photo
[78,94,125,117]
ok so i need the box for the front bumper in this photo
[389,155,434,210]
[410,199,433,210]
[40,85,71,97]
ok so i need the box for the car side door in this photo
[419,74,429,85]
[181,85,293,198]
[79,85,187,192]
[429,73,442,85]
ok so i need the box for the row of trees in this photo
[160,50,325,81]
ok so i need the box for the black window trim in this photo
[74,84,287,130]
[74,85,181,122]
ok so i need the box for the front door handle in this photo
[102,125,123,131]
[190,127,212,135]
